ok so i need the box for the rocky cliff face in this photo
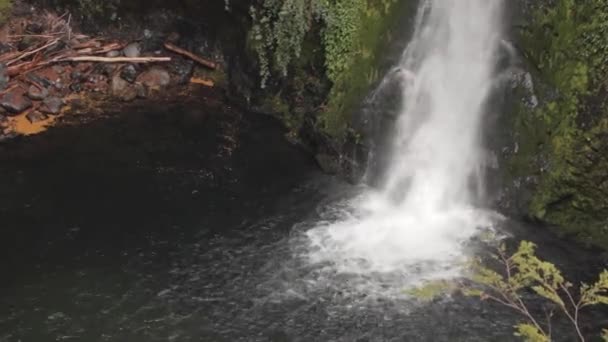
[30,0,608,249]
[500,0,608,248]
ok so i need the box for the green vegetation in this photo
[322,0,408,136]
[70,0,119,18]
[410,241,608,341]
[510,0,608,246]
[0,0,11,25]
[406,280,456,301]
[249,0,408,137]
[466,241,608,342]
[249,0,370,88]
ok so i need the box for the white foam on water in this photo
[305,0,505,286]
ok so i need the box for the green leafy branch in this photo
[465,241,608,342]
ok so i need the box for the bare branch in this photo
[53,56,171,63]
[164,42,217,69]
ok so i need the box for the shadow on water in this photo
[0,99,606,341]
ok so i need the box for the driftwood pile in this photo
[0,9,219,135]
[1,11,217,90]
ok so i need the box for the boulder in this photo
[1,88,32,114]
[120,86,138,102]
[120,65,138,83]
[135,83,147,98]
[26,111,48,123]
[27,85,49,100]
[123,43,141,58]
[170,59,194,84]
[105,50,121,58]
[40,97,64,115]
[315,153,340,175]
[136,68,171,90]
[111,74,129,96]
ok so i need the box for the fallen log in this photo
[190,77,214,87]
[54,56,171,63]
[71,39,101,50]
[7,56,171,76]
[163,42,216,69]
[90,43,125,55]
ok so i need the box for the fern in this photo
[249,0,367,87]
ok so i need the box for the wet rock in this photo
[27,85,49,100]
[54,80,65,91]
[0,113,7,126]
[123,43,141,58]
[315,153,340,175]
[120,86,138,102]
[27,74,52,88]
[137,68,171,89]
[106,50,121,58]
[65,94,84,110]
[1,88,32,114]
[0,130,17,142]
[70,71,82,81]
[111,74,128,95]
[170,60,194,85]
[111,73,138,101]
[70,83,82,92]
[0,64,8,91]
[135,83,148,98]
[120,65,138,83]
[103,64,119,76]
[40,97,64,115]
[26,111,47,123]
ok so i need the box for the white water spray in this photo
[306,0,504,283]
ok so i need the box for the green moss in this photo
[512,0,608,247]
[72,0,119,18]
[260,93,304,130]
[249,0,411,138]
[0,0,11,25]
[406,280,456,301]
[321,0,410,137]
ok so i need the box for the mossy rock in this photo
[248,0,416,140]
[321,0,415,138]
[508,0,608,248]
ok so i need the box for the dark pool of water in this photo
[0,101,606,341]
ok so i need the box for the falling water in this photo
[305,0,505,287]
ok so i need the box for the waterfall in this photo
[306,0,504,284]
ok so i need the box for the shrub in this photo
[465,241,608,342]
